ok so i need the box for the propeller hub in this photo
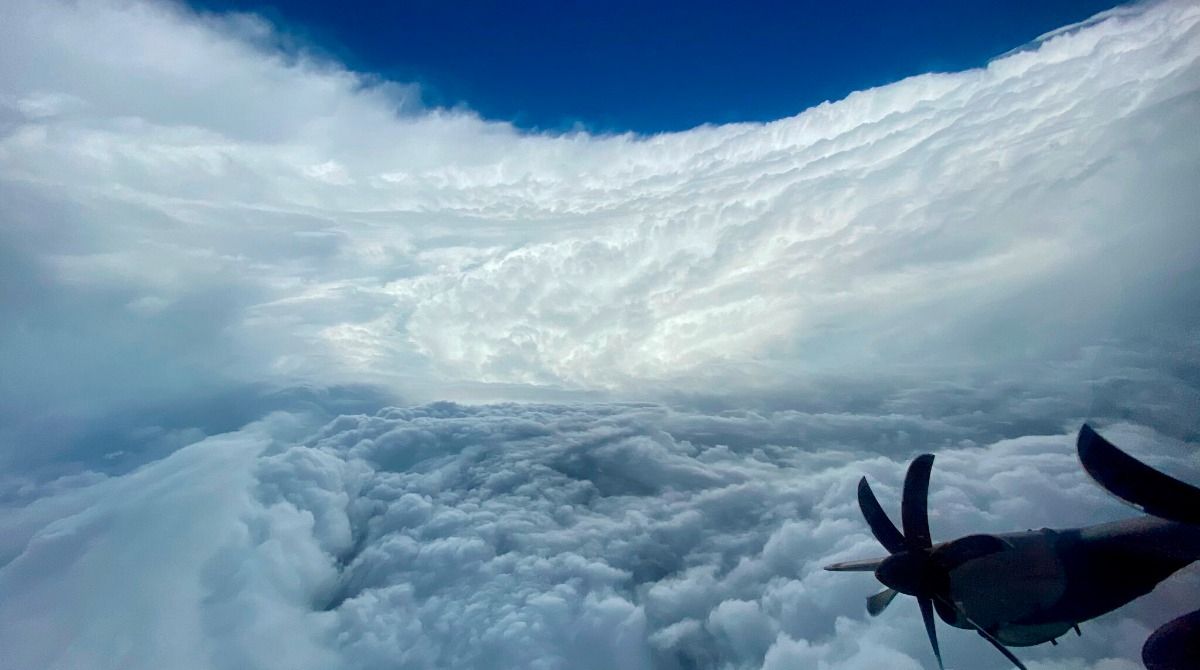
[875,550,943,597]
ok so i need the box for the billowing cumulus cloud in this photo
[3,405,1198,669]
[1,0,1199,669]
[3,0,1198,403]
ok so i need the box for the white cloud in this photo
[3,404,1195,669]
[0,413,340,670]
[1,0,1198,407]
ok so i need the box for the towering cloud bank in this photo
[1,0,1198,669]
[2,0,1198,401]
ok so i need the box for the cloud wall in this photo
[2,0,1198,403]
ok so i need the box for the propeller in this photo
[825,454,1023,670]
[1078,424,1200,670]
[1078,423,1200,524]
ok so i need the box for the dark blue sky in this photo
[191,0,1127,134]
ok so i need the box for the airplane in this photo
[824,424,1200,669]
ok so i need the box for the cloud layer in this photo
[2,0,1198,405]
[3,404,1197,669]
[2,1,1199,669]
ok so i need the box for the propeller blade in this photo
[857,477,906,553]
[918,596,943,670]
[934,594,1028,670]
[824,556,888,572]
[902,454,936,548]
[1078,424,1200,524]
[866,588,898,616]
[1143,608,1200,670]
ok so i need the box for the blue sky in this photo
[2,1,1200,668]
[189,0,1127,132]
